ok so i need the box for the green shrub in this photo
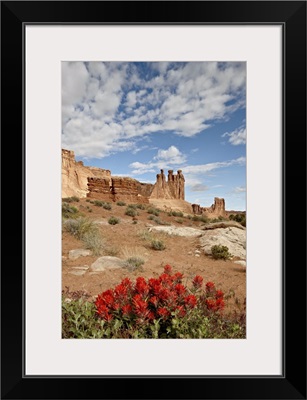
[150,239,166,251]
[108,216,120,225]
[148,208,160,216]
[82,230,104,255]
[229,213,246,226]
[103,202,112,210]
[62,197,73,203]
[123,257,145,272]
[86,199,91,203]
[148,215,155,220]
[116,201,126,206]
[175,218,183,224]
[63,217,103,255]
[211,245,232,260]
[168,211,184,217]
[125,208,138,217]
[93,200,104,207]
[63,217,98,240]
[192,215,209,223]
[62,203,79,219]
[136,204,146,210]
[153,217,170,226]
[127,204,138,210]
[71,196,80,202]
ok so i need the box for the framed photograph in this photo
[1,1,306,399]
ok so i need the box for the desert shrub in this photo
[153,217,170,226]
[133,220,138,224]
[116,201,126,206]
[125,207,138,217]
[104,246,119,257]
[150,239,166,251]
[127,204,138,210]
[71,196,80,202]
[62,265,246,339]
[123,257,145,272]
[63,217,103,255]
[229,213,246,226]
[62,197,73,203]
[108,216,120,225]
[63,217,98,240]
[93,200,104,207]
[138,229,153,242]
[136,204,146,210]
[148,208,160,216]
[168,211,184,217]
[175,218,183,224]
[148,215,155,220]
[86,199,91,203]
[192,215,209,223]
[103,202,112,210]
[62,203,79,219]
[211,245,232,260]
[82,230,104,255]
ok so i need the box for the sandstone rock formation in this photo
[150,169,185,200]
[62,149,111,198]
[87,176,149,203]
[192,197,226,217]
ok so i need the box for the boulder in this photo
[90,256,125,272]
[199,227,246,260]
[149,225,203,237]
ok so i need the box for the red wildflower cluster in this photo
[95,264,225,325]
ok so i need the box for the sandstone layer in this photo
[62,149,111,198]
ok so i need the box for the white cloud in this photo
[183,157,246,175]
[222,127,246,145]
[62,62,246,158]
[189,184,209,192]
[233,186,246,193]
[129,146,186,175]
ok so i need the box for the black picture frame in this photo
[1,1,306,399]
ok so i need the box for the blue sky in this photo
[62,62,246,211]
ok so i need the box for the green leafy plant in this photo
[116,201,126,206]
[211,245,232,260]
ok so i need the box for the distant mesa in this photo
[62,148,242,216]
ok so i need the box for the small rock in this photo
[68,249,92,260]
[90,256,125,272]
[195,254,200,257]
[195,250,201,255]
[188,251,192,255]
[234,260,246,267]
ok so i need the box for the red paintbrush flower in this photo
[184,294,197,308]
[192,275,203,289]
